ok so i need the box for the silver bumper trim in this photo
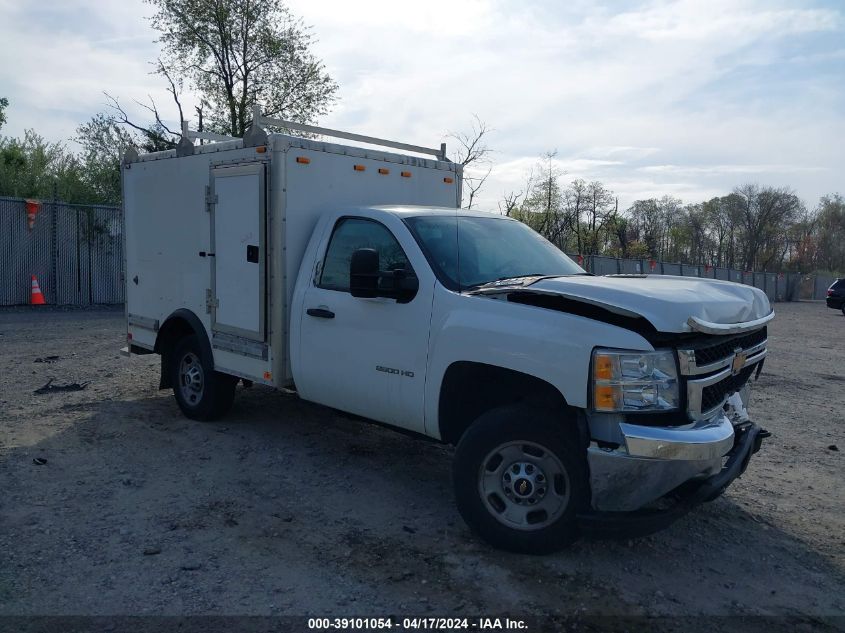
[587,448,723,512]
[620,413,735,461]
[589,411,738,511]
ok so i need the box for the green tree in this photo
[582,181,617,255]
[0,130,97,202]
[511,152,566,245]
[626,199,663,258]
[733,184,803,270]
[813,194,845,273]
[702,195,743,268]
[148,0,338,137]
[75,113,138,204]
[0,97,8,131]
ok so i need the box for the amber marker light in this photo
[401,171,412,178]
[593,353,614,381]
[594,385,619,411]
[378,168,390,175]
[255,146,267,154]
[444,177,454,184]
[296,156,310,164]
[353,164,366,171]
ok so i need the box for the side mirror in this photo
[350,248,379,298]
[390,267,419,304]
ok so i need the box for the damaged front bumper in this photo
[579,393,768,538]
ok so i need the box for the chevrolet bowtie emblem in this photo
[732,350,747,375]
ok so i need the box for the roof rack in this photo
[176,105,447,161]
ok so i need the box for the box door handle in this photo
[246,245,259,263]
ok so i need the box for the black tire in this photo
[170,334,237,421]
[841,306,845,317]
[453,404,589,554]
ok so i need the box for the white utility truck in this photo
[123,110,772,553]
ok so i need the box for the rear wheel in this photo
[170,334,236,421]
[453,404,589,554]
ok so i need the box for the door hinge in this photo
[205,186,217,211]
[205,288,219,313]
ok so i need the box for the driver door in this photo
[296,216,434,433]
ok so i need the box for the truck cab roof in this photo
[358,205,509,220]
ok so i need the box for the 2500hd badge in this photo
[376,365,415,378]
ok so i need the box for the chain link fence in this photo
[0,196,123,306]
[570,254,836,302]
[0,195,837,306]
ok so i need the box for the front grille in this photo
[700,365,756,412]
[694,327,767,367]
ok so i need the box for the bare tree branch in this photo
[464,166,492,211]
[499,189,524,216]
[447,114,492,167]
[156,59,186,132]
[103,92,178,151]
[447,115,494,208]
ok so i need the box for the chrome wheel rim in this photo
[478,441,570,531]
[179,352,204,406]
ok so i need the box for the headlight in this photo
[591,349,679,412]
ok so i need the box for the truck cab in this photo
[124,112,772,553]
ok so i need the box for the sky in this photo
[0,0,843,211]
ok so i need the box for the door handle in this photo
[198,251,215,257]
[306,308,335,319]
[246,245,259,263]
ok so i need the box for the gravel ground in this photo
[0,302,843,630]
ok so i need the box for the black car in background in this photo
[827,278,845,315]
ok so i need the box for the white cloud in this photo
[283,0,844,207]
[639,164,830,175]
[0,0,190,144]
[0,0,842,209]
[588,146,661,160]
[596,0,841,42]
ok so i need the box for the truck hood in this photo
[485,275,773,334]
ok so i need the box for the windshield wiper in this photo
[464,272,593,292]
[463,274,551,292]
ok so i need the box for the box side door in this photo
[210,162,266,341]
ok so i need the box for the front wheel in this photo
[170,334,237,421]
[453,405,589,554]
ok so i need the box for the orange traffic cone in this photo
[31,275,46,305]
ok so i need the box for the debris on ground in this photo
[34,356,60,364]
[1,304,844,623]
[32,457,47,466]
[829,445,839,452]
[33,379,90,395]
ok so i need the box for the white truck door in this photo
[210,163,266,341]
[296,216,433,433]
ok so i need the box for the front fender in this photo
[424,287,653,437]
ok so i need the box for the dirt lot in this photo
[0,302,843,629]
